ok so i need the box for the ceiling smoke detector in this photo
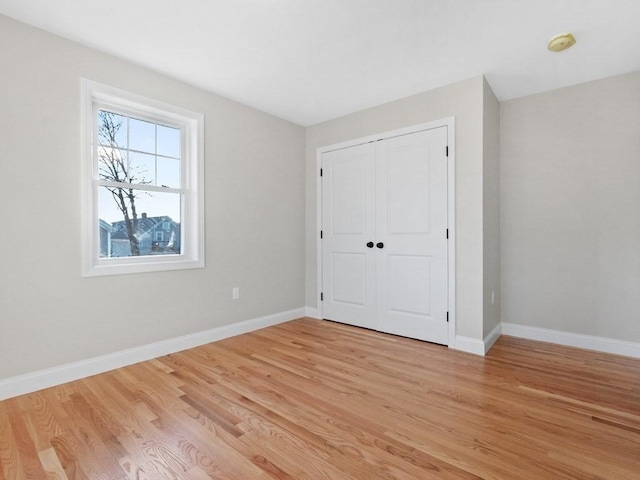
[548,33,576,52]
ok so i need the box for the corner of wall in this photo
[482,77,501,339]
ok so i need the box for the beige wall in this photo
[0,15,306,380]
[482,78,501,336]
[306,76,486,340]
[501,71,640,342]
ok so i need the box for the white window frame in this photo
[81,79,204,276]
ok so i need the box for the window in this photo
[82,80,204,276]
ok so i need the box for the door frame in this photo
[316,117,456,346]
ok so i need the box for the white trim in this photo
[0,308,305,401]
[445,119,456,347]
[501,323,640,359]
[483,322,502,354]
[316,145,323,317]
[450,323,501,356]
[315,117,456,346]
[451,335,486,356]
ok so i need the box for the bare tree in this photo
[97,111,150,256]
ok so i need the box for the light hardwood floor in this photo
[1,318,639,479]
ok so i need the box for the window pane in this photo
[157,156,180,188]
[157,125,180,158]
[129,151,156,185]
[129,118,155,153]
[98,186,181,257]
[97,110,127,148]
[97,147,128,182]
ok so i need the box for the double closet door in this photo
[321,126,449,345]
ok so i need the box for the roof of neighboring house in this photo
[99,219,113,232]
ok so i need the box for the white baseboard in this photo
[0,308,305,401]
[305,307,321,319]
[501,322,640,359]
[483,322,502,354]
[450,323,502,356]
[451,335,485,356]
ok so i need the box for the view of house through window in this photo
[97,110,182,258]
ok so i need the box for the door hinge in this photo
[446,146,449,157]
[321,292,324,301]
[320,230,323,239]
[320,168,323,177]
[446,311,449,322]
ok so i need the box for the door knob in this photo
[366,241,374,248]
[376,242,384,249]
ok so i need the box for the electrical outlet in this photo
[232,287,240,300]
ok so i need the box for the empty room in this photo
[1,1,639,478]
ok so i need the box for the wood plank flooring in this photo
[1,317,639,479]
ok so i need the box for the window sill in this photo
[83,257,205,277]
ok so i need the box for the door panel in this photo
[321,144,376,329]
[331,252,367,306]
[387,254,431,316]
[331,159,366,234]
[386,143,432,234]
[376,127,448,344]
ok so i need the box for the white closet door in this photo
[321,143,377,329]
[375,127,449,344]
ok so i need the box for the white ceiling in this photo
[1,0,639,126]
